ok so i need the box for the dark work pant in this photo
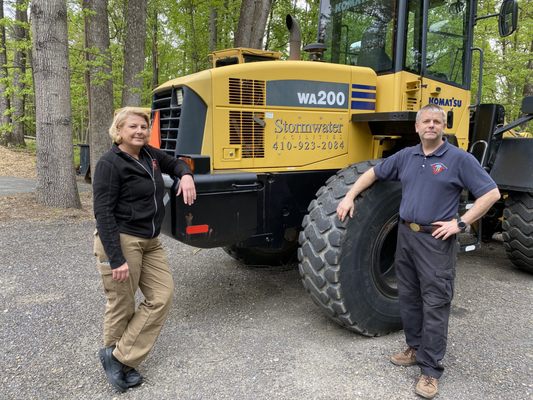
[395,223,457,379]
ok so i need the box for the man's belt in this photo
[400,219,437,234]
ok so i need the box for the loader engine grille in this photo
[152,87,183,156]
[229,78,265,105]
[406,97,418,111]
[229,111,265,158]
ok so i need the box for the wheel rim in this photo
[371,214,399,299]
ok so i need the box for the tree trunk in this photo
[234,0,255,47]
[0,0,11,144]
[250,0,272,49]
[523,40,533,99]
[209,7,218,52]
[83,7,91,145]
[234,0,273,49]
[83,0,113,176]
[121,0,147,107]
[151,7,159,89]
[185,0,199,72]
[10,0,28,147]
[31,0,81,208]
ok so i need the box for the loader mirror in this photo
[498,0,518,37]
[447,111,454,129]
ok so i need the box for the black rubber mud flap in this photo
[298,160,402,336]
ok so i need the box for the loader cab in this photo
[318,0,475,85]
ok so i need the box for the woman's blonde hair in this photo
[108,107,151,144]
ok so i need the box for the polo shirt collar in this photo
[414,137,449,157]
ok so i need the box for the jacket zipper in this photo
[124,149,158,238]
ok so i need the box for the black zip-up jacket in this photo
[93,144,192,268]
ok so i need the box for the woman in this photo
[93,107,196,392]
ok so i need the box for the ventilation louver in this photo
[229,78,265,106]
[152,87,183,156]
[229,111,265,158]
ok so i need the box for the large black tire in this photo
[223,241,297,266]
[502,192,533,273]
[298,161,402,336]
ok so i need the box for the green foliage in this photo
[1,0,530,144]
[473,0,532,124]
[267,0,320,59]
[1,0,32,143]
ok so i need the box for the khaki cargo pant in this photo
[94,232,174,368]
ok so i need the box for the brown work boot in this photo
[415,374,438,399]
[390,346,417,366]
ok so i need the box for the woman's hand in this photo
[112,262,129,282]
[177,174,197,205]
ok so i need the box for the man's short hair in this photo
[416,104,447,124]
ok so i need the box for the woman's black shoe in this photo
[98,347,128,393]
[123,366,143,387]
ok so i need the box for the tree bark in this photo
[209,7,218,52]
[250,0,272,49]
[185,0,199,72]
[523,40,533,99]
[151,7,159,89]
[31,0,81,208]
[10,0,28,147]
[234,0,254,47]
[121,0,147,107]
[234,0,273,49]
[0,0,11,144]
[83,0,113,176]
[83,6,91,145]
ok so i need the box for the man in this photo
[337,104,500,399]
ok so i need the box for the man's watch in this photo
[457,217,467,232]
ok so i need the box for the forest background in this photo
[0,0,531,208]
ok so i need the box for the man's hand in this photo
[433,188,500,240]
[177,174,196,205]
[432,219,461,240]
[112,262,129,282]
[337,197,355,222]
[336,168,377,222]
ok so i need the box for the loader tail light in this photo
[149,110,161,148]
[179,156,195,173]
[186,224,209,235]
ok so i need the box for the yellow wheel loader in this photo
[151,0,532,335]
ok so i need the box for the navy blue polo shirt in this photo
[374,139,497,225]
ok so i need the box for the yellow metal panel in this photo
[421,77,471,150]
[210,61,378,172]
[156,62,472,173]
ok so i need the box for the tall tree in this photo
[473,0,532,121]
[121,0,147,106]
[83,0,113,175]
[234,0,273,49]
[184,0,200,72]
[209,6,217,52]
[9,0,28,146]
[522,39,532,99]
[31,0,81,208]
[150,6,159,89]
[0,0,11,143]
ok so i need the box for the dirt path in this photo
[0,146,93,222]
[0,146,37,178]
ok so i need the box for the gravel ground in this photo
[0,219,532,400]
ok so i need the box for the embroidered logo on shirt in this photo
[431,162,447,175]
[152,159,159,171]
